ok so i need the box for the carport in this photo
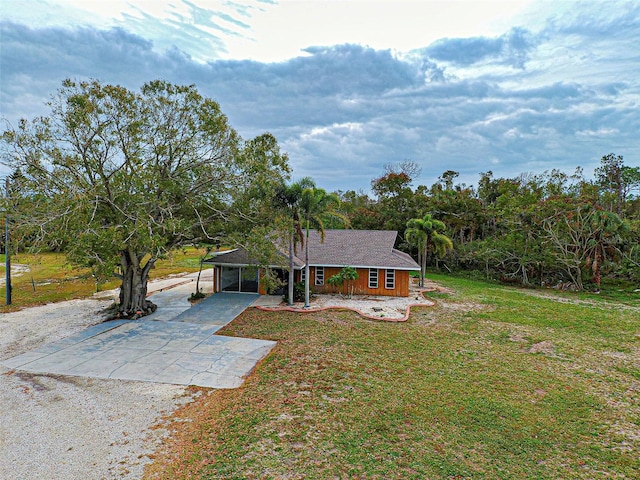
[204,247,303,295]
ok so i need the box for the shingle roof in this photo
[204,247,304,268]
[205,230,420,271]
[305,229,419,270]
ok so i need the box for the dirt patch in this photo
[439,300,489,312]
[528,340,556,356]
[508,332,529,343]
[422,279,454,294]
[0,264,30,286]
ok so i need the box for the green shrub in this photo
[283,281,305,303]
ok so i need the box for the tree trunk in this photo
[592,248,602,291]
[117,250,158,319]
[195,260,203,294]
[288,233,294,306]
[421,245,428,287]
[304,225,310,307]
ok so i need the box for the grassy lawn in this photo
[0,247,208,313]
[146,275,640,479]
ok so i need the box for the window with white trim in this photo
[385,269,395,289]
[368,268,378,289]
[315,266,324,286]
[300,268,306,282]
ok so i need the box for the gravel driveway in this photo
[0,287,197,479]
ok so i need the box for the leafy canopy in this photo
[1,79,290,285]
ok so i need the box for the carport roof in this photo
[204,247,304,269]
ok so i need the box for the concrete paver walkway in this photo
[2,280,276,389]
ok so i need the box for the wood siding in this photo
[213,266,411,297]
[309,267,410,297]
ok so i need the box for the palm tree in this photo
[300,187,349,307]
[585,209,628,291]
[406,213,453,287]
[274,177,315,305]
[405,227,427,285]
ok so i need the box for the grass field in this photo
[0,248,207,313]
[146,275,640,479]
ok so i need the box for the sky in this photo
[1,0,639,193]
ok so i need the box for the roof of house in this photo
[206,230,419,271]
[305,229,419,270]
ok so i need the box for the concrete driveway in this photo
[2,283,276,389]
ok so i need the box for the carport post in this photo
[4,177,10,306]
[5,215,10,305]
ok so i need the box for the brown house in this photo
[205,230,420,297]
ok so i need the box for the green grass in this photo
[147,274,640,479]
[0,247,208,312]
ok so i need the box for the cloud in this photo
[544,0,640,38]
[0,22,189,126]
[2,0,639,192]
[424,27,535,68]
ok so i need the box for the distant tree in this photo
[427,172,484,244]
[584,209,628,290]
[370,161,421,234]
[541,201,627,290]
[1,79,289,318]
[595,153,640,214]
[437,170,459,191]
[371,171,412,198]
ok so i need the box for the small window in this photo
[385,269,395,289]
[315,266,324,286]
[300,268,306,282]
[368,268,378,289]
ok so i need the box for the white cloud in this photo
[576,128,619,137]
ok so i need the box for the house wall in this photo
[308,266,411,297]
[214,266,412,297]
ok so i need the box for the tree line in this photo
[333,157,640,291]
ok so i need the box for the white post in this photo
[4,178,10,306]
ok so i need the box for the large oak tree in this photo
[1,79,289,318]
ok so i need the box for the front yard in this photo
[146,275,640,479]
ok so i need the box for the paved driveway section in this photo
[3,321,275,388]
[171,292,260,326]
[2,284,276,389]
